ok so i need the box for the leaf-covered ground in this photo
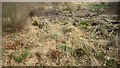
[2,2,119,66]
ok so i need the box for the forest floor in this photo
[2,3,120,66]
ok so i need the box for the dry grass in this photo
[2,2,119,66]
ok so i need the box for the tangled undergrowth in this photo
[2,2,119,66]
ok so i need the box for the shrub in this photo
[2,3,28,35]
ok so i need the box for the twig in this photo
[91,26,99,37]
[108,29,114,37]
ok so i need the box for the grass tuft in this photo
[58,44,72,53]
[80,20,91,28]
[14,50,28,63]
